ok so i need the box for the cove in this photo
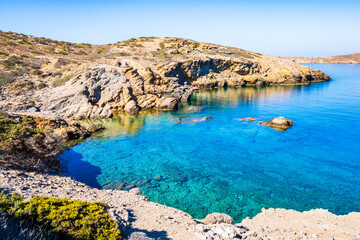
[61,64,360,223]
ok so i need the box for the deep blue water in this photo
[62,64,360,223]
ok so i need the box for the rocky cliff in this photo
[0,31,331,119]
[0,111,101,171]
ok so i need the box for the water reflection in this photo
[82,114,146,139]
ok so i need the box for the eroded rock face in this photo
[261,116,293,131]
[0,112,101,171]
[0,34,331,120]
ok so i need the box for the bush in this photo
[159,43,165,50]
[54,58,71,68]
[0,192,121,240]
[52,76,70,87]
[38,82,47,89]
[0,51,9,56]
[31,50,45,55]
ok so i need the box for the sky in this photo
[0,0,359,57]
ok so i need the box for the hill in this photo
[285,53,360,64]
[0,31,330,119]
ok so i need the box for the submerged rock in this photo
[261,116,293,131]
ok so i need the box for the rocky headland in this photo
[284,53,360,64]
[0,31,331,120]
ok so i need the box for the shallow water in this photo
[62,64,360,222]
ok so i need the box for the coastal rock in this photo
[0,112,101,171]
[125,100,140,114]
[203,213,234,224]
[0,31,331,119]
[129,188,142,195]
[155,97,179,110]
[261,116,293,130]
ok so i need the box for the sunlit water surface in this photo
[62,64,360,222]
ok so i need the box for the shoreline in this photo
[1,167,359,240]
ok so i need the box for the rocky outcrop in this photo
[285,52,360,64]
[260,116,293,131]
[0,31,331,120]
[203,213,234,225]
[0,111,102,171]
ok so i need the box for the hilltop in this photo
[285,53,360,64]
[0,31,330,119]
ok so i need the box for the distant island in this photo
[284,53,360,64]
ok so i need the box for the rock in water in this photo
[261,116,293,131]
[202,212,234,224]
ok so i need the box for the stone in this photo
[203,213,234,224]
[196,224,206,232]
[129,188,142,195]
[124,100,139,114]
[156,97,178,110]
[128,232,154,240]
[261,116,293,131]
[248,116,256,121]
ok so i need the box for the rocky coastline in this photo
[1,168,359,240]
[1,31,358,240]
[0,31,331,120]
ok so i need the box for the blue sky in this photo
[0,0,359,56]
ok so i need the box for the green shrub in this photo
[38,82,47,89]
[159,43,165,50]
[0,51,9,56]
[0,192,121,240]
[54,58,71,68]
[114,52,131,57]
[31,50,45,55]
[0,114,45,147]
[74,51,88,55]
[97,48,105,54]
[53,76,70,87]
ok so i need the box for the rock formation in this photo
[0,111,102,171]
[260,116,293,131]
[0,31,331,120]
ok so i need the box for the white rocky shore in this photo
[0,168,359,240]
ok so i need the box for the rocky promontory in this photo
[0,31,331,119]
[284,53,360,64]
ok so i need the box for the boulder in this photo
[129,188,142,195]
[261,116,293,131]
[155,97,178,110]
[181,89,193,102]
[124,100,139,114]
[202,212,234,224]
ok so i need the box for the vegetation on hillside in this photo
[0,111,61,171]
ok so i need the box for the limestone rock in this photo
[261,116,293,131]
[0,33,331,119]
[203,213,234,224]
[156,97,178,110]
[124,100,140,114]
[129,188,142,195]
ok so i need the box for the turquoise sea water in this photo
[62,64,360,223]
